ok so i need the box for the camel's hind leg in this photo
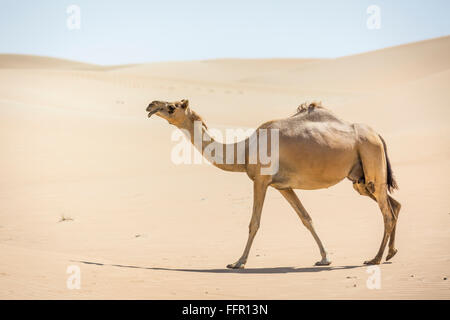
[278,188,331,266]
[352,130,399,264]
[363,187,396,265]
[386,196,401,261]
[352,179,401,263]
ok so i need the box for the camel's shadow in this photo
[71,260,362,274]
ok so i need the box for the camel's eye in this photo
[168,105,175,113]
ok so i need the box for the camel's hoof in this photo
[315,258,331,266]
[364,258,381,265]
[386,249,398,261]
[226,262,245,269]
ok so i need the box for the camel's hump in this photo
[291,102,342,122]
[258,103,352,139]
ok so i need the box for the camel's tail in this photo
[379,135,398,193]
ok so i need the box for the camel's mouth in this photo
[147,108,161,118]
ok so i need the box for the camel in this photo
[146,99,401,268]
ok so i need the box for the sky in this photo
[0,0,449,65]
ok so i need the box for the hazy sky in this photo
[1,0,449,64]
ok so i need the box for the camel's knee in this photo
[299,216,314,230]
[248,221,260,234]
[388,196,401,219]
[302,219,312,229]
[381,203,396,233]
[386,218,395,233]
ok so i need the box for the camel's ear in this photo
[180,99,189,109]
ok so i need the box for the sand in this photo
[0,36,449,299]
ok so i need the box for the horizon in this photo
[1,0,450,65]
[1,34,449,66]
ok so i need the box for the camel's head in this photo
[146,99,190,126]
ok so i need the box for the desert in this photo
[0,36,449,299]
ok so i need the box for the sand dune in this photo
[113,58,324,84]
[0,36,449,299]
[0,54,99,70]
[240,36,450,92]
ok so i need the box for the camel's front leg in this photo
[227,178,269,269]
[279,188,331,266]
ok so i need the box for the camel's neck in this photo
[178,112,247,172]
